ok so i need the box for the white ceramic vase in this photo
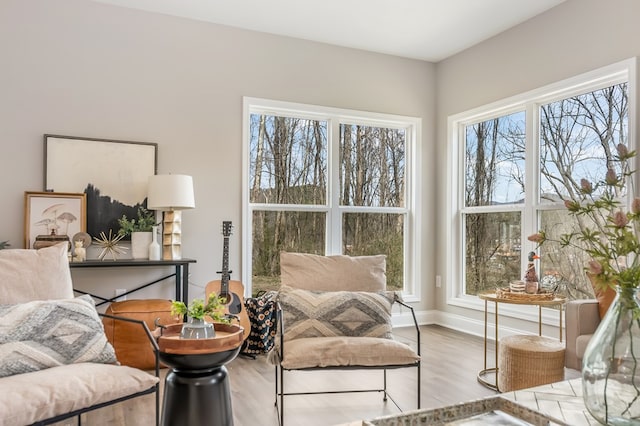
[131,231,152,259]
[148,226,161,261]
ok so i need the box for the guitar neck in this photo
[219,220,234,296]
[220,235,230,292]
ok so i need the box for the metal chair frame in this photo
[273,299,421,426]
[30,315,160,426]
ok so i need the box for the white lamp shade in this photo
[147,174,195,211]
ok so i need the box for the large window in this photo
[463,111,526,295]
[450,60,634,304]
[243,98,420,297]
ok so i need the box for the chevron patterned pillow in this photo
[278,285,395,341]
[0,294,117,378]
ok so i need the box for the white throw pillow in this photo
[0,243,73,303]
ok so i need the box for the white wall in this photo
[0,0,435,306]
[434,0,640,329]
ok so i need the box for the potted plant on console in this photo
[118,207,157,259]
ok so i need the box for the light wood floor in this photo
[54,325,576,425]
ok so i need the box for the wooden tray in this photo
[495,288,555,301]
[367,396,568,425]
[156,323,244,355]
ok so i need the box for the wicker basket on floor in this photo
[498,335,565,392]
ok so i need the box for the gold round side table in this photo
[477,292,566,391]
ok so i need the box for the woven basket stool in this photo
[498,335,565,392]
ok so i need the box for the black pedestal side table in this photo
[157,323,244,426]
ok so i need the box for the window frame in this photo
[242,97,422,300]
[446,58,636,323]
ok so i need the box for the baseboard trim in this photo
[393,309,556,341]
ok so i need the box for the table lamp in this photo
[147,174,195,260]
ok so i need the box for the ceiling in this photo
[91,0,565,62]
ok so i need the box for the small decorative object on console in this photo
[32,230,71,251]
[93,230,127,261]
[71,231,91,262]
[72,240,86,262]
[148,225,161,261]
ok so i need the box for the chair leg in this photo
[273,364,284,426]
[383,369,388,401]
[279,366,284,426]
[155,383,160,426]
[274,365,278,407]
[417,363,421,409]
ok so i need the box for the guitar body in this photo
[205,279,250,340]
[207,221,250,341]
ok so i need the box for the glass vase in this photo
[180,317,215,339]
[582,285,640,425]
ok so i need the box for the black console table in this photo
[69,259,196,306]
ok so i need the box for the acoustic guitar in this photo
[205,221,251,340]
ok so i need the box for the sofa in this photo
[565,299,604,370]
[0,243,160,426]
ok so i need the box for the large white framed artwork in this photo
[44,134,158,239]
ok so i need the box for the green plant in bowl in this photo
[171,293,230,323]
[117,207,157,236]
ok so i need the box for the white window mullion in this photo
[328,116,342,255]
[522,102,539,275]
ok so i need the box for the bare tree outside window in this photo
[339,124,406,290]
[249,114,327,294]
[250,115,327,205]
[248,110,413,296]
[462,82,628,299]
[463,112,526,294]
[340,125,405,208]
[538,83,628,299]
